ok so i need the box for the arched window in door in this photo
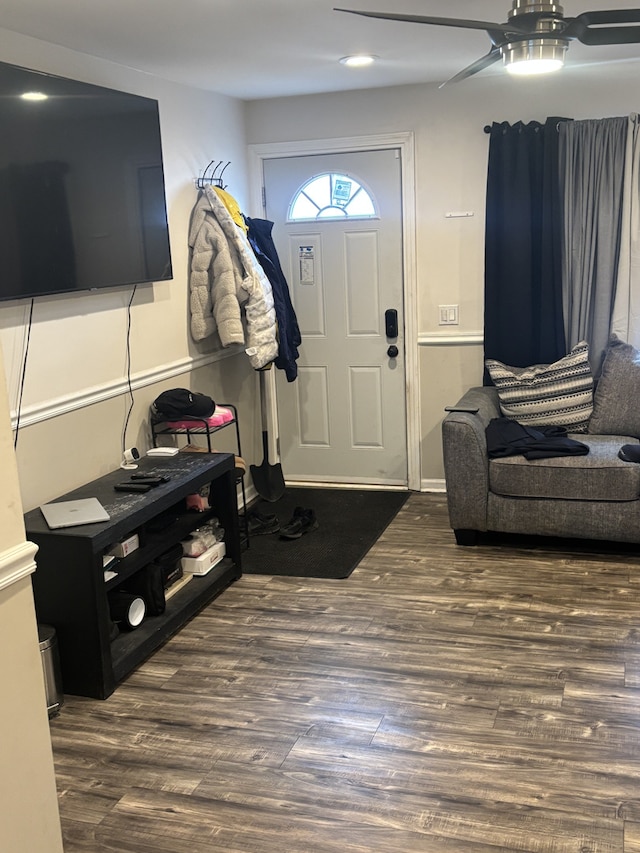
[288,172,377,221]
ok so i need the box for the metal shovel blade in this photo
[250,431,285,502]
[250,369,286,502]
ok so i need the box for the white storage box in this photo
[106,533,139,559]
[181,541,226,576]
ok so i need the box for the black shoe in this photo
[279,507,318,540]
[619,444,640,463]
[247,510,280,536]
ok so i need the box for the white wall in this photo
[0,339,63,851]
[245,59,640,483]
[0,28,260,510]
[0,28,258,851]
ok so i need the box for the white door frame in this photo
[248,133,420,492]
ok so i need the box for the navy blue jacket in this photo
[246,217,301,382]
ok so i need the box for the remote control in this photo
[130,474,169,483]
[114,482,152,493]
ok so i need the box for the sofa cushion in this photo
[485,341,594,433]
[489,435,640,502]
[588,335,640,438]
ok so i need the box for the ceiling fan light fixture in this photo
[336,1,640,86]
[503,38,567,75]
[339,54,377,68]
[20,91,48,101]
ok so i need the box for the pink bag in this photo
[164,406,234,430]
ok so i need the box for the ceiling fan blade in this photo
[333,8,516,35]
[564,9,640,45]
[438,48,502,88]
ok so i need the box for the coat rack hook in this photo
[215,161,231,189]
[195,159,232,190]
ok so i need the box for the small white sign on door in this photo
[299,246,315,285]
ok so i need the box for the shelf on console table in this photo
[150,403,249,545]
[25,452,242,699]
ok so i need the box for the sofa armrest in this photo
[441,387,500,536]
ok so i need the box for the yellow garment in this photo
[214,186,247,233]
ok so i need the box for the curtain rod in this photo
[483,121,565,134]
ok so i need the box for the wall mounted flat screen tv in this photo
[0,60,173,302]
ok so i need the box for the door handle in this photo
[385,308,398,339]
[387,345,399,359]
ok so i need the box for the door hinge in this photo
[261,186,266,209]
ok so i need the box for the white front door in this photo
[263,149,407,486]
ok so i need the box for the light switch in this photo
[439,305,459,325]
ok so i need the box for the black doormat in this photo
[241,487,410,579]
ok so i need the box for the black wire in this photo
[13,298,35,450]
[121,285,137,454]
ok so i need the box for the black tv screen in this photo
[0,60,173,302]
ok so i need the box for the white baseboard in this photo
[243,480,408,512]
[241,481,258,510]
[421,479,446,493]
[283,479,408,491]
[242,478,447,500]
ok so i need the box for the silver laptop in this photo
[40,498,110,529]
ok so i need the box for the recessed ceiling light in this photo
[339,55,377,68]
[20,91,48,101]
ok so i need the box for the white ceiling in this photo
[1,0,640,100]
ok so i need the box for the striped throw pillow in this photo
[485,341,594,433]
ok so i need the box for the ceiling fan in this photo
[334,1,640,85]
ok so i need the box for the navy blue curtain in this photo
[484,118,566,376]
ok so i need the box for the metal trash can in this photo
[38,624,64,718]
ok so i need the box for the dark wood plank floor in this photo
[50,494,640,852]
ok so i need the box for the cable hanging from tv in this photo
[195,160,231,190]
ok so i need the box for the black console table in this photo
[25,453,241,699]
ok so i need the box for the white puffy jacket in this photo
[188,186,278,370]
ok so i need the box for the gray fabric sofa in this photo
[441,384,640,546]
